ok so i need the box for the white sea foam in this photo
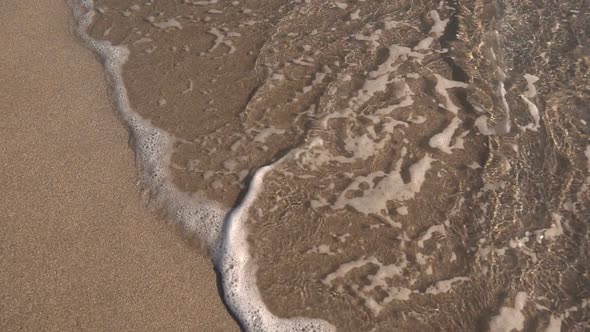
[520,95,541,132]
[322,255,411,317]
[429,116,462,153]
[68,0,225,248]
[151,17,183,30]
[417,224,446,248]
[428,10,449,37]
[544,315,562,332]
[331,152,435,227]
[433,74,469,114]
[522,74,539,98]
[68,1,334,330]
[488,292,527,332]
[424,277,470,295]
[543,213,564,241]
[216,162,335,331]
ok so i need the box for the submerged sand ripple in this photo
[86,0,589,330]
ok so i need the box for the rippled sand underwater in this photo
[82,0,588,330]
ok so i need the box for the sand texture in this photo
[0,1,238,331]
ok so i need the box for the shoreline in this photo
[0,1,238,330]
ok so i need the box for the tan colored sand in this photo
[0,1,239,331]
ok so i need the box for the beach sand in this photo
[0,1,238,330]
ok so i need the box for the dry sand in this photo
[0,1,238,330]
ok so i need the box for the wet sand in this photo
[0,1,238,330]
[83,0,590,330]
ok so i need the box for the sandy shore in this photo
[0,1,238,330]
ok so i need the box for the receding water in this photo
[72,0,589,330]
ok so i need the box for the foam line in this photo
[215,163,335,331]
[67,0,225,250]
[67,1,334,330]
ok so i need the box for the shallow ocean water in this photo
[73,0,589,330]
